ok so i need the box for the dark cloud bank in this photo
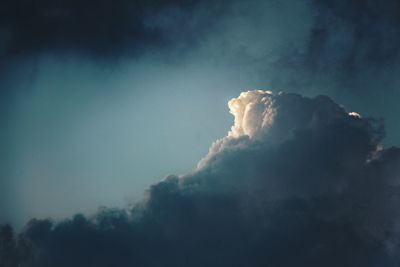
[3,0,400,73]
[272,0,400,89]
[0,0,225,60]
[2,91,400,266]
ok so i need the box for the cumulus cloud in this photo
[227,90,275,138]
[2,90,400,266]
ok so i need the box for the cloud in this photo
[268,0,400,96]
[0,0,226,59]
[2,0,400,90]
[1,90,400,266]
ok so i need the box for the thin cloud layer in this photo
[1,90,400,266]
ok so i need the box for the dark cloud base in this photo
[4,0,400,69]
[0,0,225,59]
[1,92,400,266]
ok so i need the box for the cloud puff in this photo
[227,90,275,139]
[2,90,400,266]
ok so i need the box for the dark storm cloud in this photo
[0,0,226,60]
[2,0,400,92]
[2,91,400,266]
[271,0,400,92]
[310,0,400,69]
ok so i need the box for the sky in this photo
[1,0,400,266]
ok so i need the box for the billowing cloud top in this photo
[227,90,275,139]
[2,90,400,266]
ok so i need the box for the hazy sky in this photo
[1,0,400,228]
